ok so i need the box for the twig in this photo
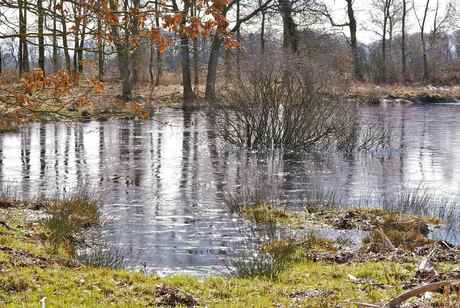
[385,280,452,307]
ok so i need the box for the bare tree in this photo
[311,0,364,81]
[414,0,430,81]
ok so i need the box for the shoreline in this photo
[348,83,460,105]
[2,81,460,135]
[1,196,460,307]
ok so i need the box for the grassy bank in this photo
[0,212,413,307]
[1,195,460,307]
[349,82,460,104]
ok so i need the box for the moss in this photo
[239,203,305,226]
[358,209,439,251]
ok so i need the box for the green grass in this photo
[0,258,413,307]
[1,200,458,307]
[0,216,416,307]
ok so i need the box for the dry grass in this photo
[348,82,460,102]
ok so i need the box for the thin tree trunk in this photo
[193,38,199,92]
[260,10,266,55]
[60,0,71,73]
[97,9,104,81]
[78,12,87,73]
[149,44,154,84]
[131,0,141,86]
[401,0,407,81]
[192,0,199,92]
[155,48,162,86]
[18,0,23,76]
[381,0,389,82]
[235,0,241,79]
[73,4,80,75]
[154,0,162,86]
[421,0,430,81]
[22,0,30,72]
[37,0,45,72]
[51,0,59,72]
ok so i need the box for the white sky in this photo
[322,0,460,43]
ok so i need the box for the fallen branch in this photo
[385,280,452,307]
[0,220,15,230]
[352,302,381,308]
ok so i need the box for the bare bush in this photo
[212,67,390,153]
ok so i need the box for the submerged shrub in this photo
[41,193,100,255]
[212,68,390,152]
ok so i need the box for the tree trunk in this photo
[37,0,45,73]
[235,0,241,79]
[181,35,194,105]
[279,0,298,53]
[118,48,132,100]
[260,10,266,55]
[421,0,430,81]
[191,0,199,92]
[60,0,71,73]
[205,33,223,101]
[109,0,132,100]
[381,1,389,82]
[22,0,30,72]
[73,3,80,75]
[346,0,363,81]
[149,44,154,85]
[154,0,162,86]
[18,0,23,76]
[131,0,141,86]
[155,47,162,86]
[78,12,87,73]
[18,0,30,76]
[51,0,59,72]
[193,38,199,92]
[97,10,104,81]
[401,0,407,81]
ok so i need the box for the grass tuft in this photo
[40,193,100,255]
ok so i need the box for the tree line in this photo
[0,0,458,105]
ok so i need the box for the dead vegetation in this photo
[348,82,460,104]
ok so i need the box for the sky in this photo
[321,0,459,43]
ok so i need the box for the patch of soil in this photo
[289,289,334,299]
[0,245,72,268]
[155,284,198,307]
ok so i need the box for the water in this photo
[2,103,460,275]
